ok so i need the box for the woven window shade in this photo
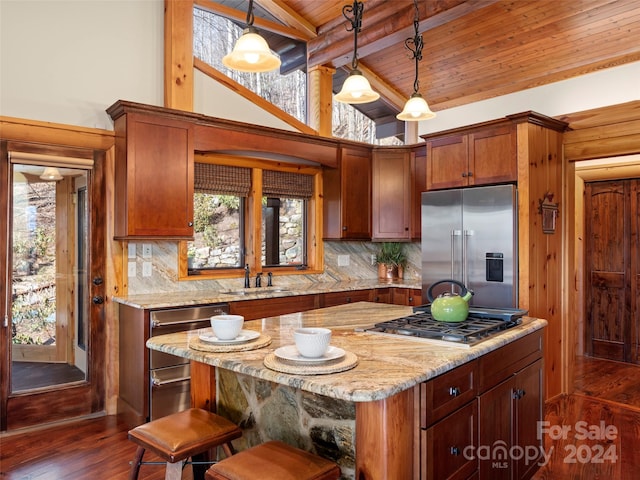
[263,170,314,199]
[194,163,251,196]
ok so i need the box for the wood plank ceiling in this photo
[213,0,640,123]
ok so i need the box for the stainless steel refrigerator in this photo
[421,184,518,308]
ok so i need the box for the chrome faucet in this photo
[267,272,273,287]
[255,272,263,288]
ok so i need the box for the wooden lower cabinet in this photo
[423,401,479,480]
[420,331,543,480]
[229,294,319,320]
[321,289,374,307]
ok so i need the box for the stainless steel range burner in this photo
[362,305,527,347]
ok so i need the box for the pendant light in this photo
[222,0,281,73]
[40,167,63,181]
[396,0,435,121]
[335,1,379,104]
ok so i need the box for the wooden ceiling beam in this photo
[256,0,317,40]
[307,0,499,69]
[194,0,308,41]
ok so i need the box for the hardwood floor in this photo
[1,355,638,479]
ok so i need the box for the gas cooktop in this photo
[361,305,527,348]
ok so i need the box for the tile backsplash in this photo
[124,241,421,296]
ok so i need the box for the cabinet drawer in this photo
[321,290,373,307]
[422,400,478,480]
[421,360,478,427]
[478,330,543,392]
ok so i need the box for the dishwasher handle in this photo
[152,318,212,328]
[151,374,190,386]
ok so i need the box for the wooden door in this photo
[584,180,634,362]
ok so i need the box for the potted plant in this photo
[376,242,407,282]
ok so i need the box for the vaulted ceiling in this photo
[205,0,640,126]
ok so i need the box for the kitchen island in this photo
[146,302,547,480]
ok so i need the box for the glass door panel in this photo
[10,164,87,392]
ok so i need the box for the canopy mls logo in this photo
[462,421,619,468]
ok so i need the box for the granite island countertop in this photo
[113,279,421,309]
[146,301,547,403]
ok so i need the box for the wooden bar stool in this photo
[128,408,242,480]
[205,440,341,480]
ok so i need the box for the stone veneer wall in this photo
[217,369,356,480]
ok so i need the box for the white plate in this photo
[274,345,346,363]
[199,329,260,344]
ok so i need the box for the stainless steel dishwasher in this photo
[149,303,228,420]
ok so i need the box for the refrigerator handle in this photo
[463,230,474,286]
[452,230,462,279]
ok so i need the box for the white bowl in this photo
[293,327,332,358]
[210,314,244,340]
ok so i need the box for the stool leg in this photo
[165,461,183,480]
[222,442,236,458]
[128,446,145,480]
[192,451,209,480]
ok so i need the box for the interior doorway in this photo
[1,147,106,431]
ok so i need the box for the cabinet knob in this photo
[449,386,461,397]
[513,388,526,399]
[342,226,347,231]
[188,221,194,227]
[450,446,461,456]
[92,277,103,286]
[461,172,467,178]
[467,171,473,177]
[92,296,104,305]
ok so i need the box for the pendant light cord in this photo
[343,1,364,70]
[246,0,255,27]
[404,0,423,94]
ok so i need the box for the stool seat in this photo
[128,408,242,480]
[205,440,341,480]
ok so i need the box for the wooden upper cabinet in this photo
[112,112,194,239]
[372,148,411,240]
[425,121,516,191]
[323,145,371,240]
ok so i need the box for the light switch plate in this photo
[142,244,152,258]
[142,262,152,277]
[337,254,350,267]
[127,243,136,259]
[128,261,136,277]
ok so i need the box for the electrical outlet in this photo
[127,243,136,259]
[142,262,152,277]
[142,244,152,259]
[371,254,377,265]
[337,254,350,267]
[128,261,136,277]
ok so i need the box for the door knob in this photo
[92,296,104,305]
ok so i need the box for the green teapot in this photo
[426,279,474,322]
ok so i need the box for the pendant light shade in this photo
[40,167,63,181]
[335,69,380,104]
[222,1,281,73]
[335,1,379,105]
[222,27,281,72]
[396,0,435,122]
[396,93,435,121]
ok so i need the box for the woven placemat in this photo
[189,334,272,353]
[263,351,358,375]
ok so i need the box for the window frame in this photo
[178,154,323,281]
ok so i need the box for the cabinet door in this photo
[372,149,411,240]
[426,134,468,190]
[478,375,515,480]
[423,400,478,480]
[468,124,516,186]
[115,113,194,238]
[323,146,371,239]
[514,359,543,480]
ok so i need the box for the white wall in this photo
[0,0,165,129]
[1,0,639,132]
[417,61,640,135]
